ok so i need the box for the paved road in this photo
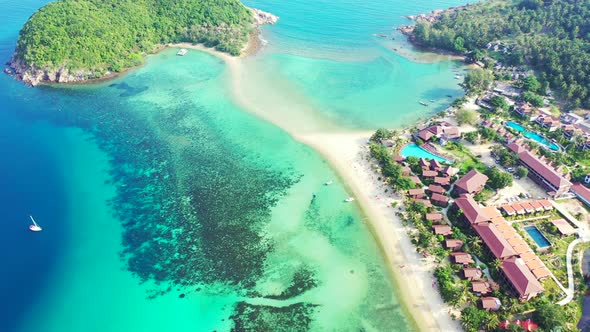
[557,238,582,305]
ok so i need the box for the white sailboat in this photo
[29,215,42,232]
[176,48,188,56]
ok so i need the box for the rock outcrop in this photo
[250,8,279,26]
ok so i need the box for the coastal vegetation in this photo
[13,0,253,79]
[411,0,590,108]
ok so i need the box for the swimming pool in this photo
[400,143,452,163]
[505,121,560,151]
[524,225,551,249]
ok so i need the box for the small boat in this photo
[324,181,334,186]
[419,101,429,106]
[29,215,42,232]
[454,75,461,80]
[176,49,188,56]
[344,197,355,203]
[430,99,435,103]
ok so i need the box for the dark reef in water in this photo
[264,266,318,301]
[229,302,317,332]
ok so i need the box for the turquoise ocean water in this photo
[0,0,470,331]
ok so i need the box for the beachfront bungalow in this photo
[428,184,446,195]
[538,199,554,211]
[433,225,452,236]
[445,239,464,251]
[431,193,450,207]
[419,158,429,170]
[453,170,489,196]
[426,212,443,223]
[402,167,411,177]
[415,199,433,208]
[450,252,475,266]
[430,159,442,172]
[434,177,451,187]
[501,257,544,301]
[551,219,576,236]
[441,166,458,178]
[408,188,425,199]
[480,297,502,311]
[514,102,535,118]
[409,176,423,186]
[422,170,438,178]
[471,281,492,295]
[520,202,535,214]
[511,145,572,197]
[463,267,482,281]
[529,201,544,213]
[573,183,590,208]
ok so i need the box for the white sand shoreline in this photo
[172,42,460,332]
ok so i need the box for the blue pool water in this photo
[505,121,560,151]
[524,226,551,249]
[400,143,452,163]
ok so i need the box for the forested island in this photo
[7,0,276,85]
[403,0,590,109]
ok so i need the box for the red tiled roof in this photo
[463,268,482,280]
[408,188,425,197]
[506,142,526,154]
[454,195,490,225]
[481,297,501,311]
[538,199,553,210]
[409,176,422,185]
[426,213,443,222]
[473,223,516,259]
[573,183,590,204]
[433,225,452,235]
[501,257,544,298]
[454,170,489,195]
[442,166,458,177]
[434,177,451,186]
[431,193,450,206]
[418,129,435,141]
[430,159,442,170]
[422,170,438,177]
[402,167,411,176]
[419,158,429,168]
[529,201,544,211]
[428,184,446,194]
[415,199,432,208]
[520,202,535,213]
[501,205,516,215]
[551,219,576,236]
[445,239,464,250]
[518,150,571,190]
[472,281,491,294]
[450,252,474,264]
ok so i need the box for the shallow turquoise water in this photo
[0,0,475,330]
[524,226,551,249]
[506,121,560,151]
[401,143,452,163]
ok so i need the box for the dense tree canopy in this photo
[412,0,590,108]
[15,0,253,76]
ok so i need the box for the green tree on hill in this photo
[463,68,494,95]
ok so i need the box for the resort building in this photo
[471,281,492,295]
[572,183,590,208]
[408,188,425,199]
[431,193,450,207]
[508,145,572,197]
[445,239,464,251]
[450,252,474,266]
[551,219,576,237]
[453,170,489,196]
[433,225,452,236]
[434,176,451,187]
[427,184,446,195]
[416,122,461,143]
[426,212,444,223]
[500,257,544,301]
[441,166,458,178]
[452,194,490,225]
[480,297,502,311]
[422,170,438,178]
[473,223,516,260]
[463,267,483,281]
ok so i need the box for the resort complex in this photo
[368,52,590,330]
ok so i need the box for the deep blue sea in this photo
[0,0,470,331]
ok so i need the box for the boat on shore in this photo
[176,48,188,56]
[29,215,42,232]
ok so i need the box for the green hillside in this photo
[14,0,253,77]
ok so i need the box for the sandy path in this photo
[169,42,460,332]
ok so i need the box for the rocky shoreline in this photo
[5,7,278,86]
[397,4,471,37]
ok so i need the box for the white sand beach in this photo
[171,42,461,332]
